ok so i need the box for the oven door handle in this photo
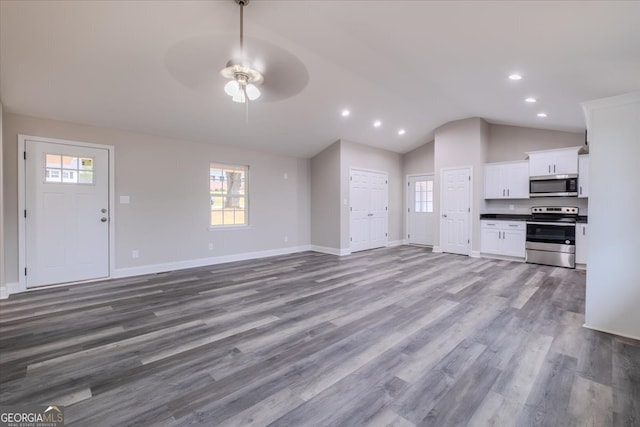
[526,221,576,227]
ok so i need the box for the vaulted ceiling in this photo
[1,1,639,157]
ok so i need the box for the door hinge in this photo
[468,239,470,244]
[24,152,27,160]
[385,232,388,237]
[408,182,410,187]
[468,207,470,212]
[385,206,388,211]
[350,206,352,211]
[24,267,27,276]
[408,208,410,213]
[350,176,353,181]
[408,234,410,238]
[386,180,388,184]
[350,237,352,242]
[24,209,27,218]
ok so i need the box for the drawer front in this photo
[481,220,525,230]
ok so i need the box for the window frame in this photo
[209,162,249,229]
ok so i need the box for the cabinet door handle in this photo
[583,226,586,236]
[580,186,582,195]
[507,189,510,196]
[503,189,505,197]
[554,164,556,173]
[548,165,551,173]
[509,224,518,227]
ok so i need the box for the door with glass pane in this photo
[408,175,434,245]
[25,139,110,288]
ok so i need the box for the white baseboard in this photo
[470,250,481,258]
[0,282,24,299]
[387,240,405,247]
[310,245,351,256]
[432,246,442,253]
[113,245,312,279]
[582,323,640,341]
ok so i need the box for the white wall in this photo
[433,118,488,254]
[310,141,341,251]
[487,125,584,163]
[339,140,404,249]
[2,113,311,287]
[583,92,640,340]
[403,141,434,176]
[0,102,5,298]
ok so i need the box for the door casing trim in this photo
[17,134,115,293]
[405,173,434,246]
[438,166,473,255]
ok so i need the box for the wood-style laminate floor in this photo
[1,246,639,426]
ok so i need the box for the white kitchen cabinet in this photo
[576,223,588,265]
[578,154,589,198]
[480,220,526,257]
[484,161,529,199]
[527,146,582,177]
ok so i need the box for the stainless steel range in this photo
[525,206,578,268]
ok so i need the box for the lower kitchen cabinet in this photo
[576,223,588,265]
[480,220,526,258]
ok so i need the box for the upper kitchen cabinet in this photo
[484,161,529,199]
[578,154,589,198]
[526,146,583,177]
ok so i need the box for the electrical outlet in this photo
[509,204,515,211]
[132,249,139,259]
[208,243,214,250]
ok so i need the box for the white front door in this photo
[350,169,388,252]
[407,175,434,245]
[440,167,471,255]
[24,138,110,288]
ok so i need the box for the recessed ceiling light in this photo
[508,73,523,80]
[398,129,406,135]
[525,97,537,103]
[537,112,548,118]
[373,120,382,128]
[341,109,350,117]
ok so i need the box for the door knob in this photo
[101,217,108,222]
[101,208,107,213]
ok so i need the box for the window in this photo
[414,180,433,213]
[210,163,248,227]
[44,154,94,184]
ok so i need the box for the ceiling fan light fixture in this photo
[221,64,263,103]
[220,0,263,105]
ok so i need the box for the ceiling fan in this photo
[220,0,263,104]
[164,0,309,113]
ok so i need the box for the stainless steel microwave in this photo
[529,174,578,197]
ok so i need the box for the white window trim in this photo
[209,162,249,228]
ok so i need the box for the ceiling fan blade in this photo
[165,35,308,102]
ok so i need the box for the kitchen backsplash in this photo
[484,198,588,215]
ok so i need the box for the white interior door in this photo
[440,167,471,255]
[350,169,388,252]
[408,175,434,245]
[25,139,110,288]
